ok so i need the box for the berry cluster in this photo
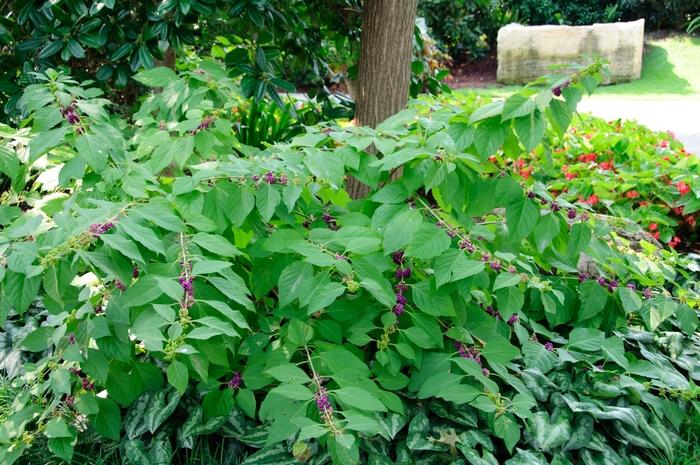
[178,260,195,309]
[392,251,411,316]
[61,103,82,127]
[191,116,215,135]
[315,387,333,415]
[88,221,115,236]
[455,341,489,376]
[228,372,242,389]
[552,79,571,97]
[70,367,94,391]
[322,212,339,231]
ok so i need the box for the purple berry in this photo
[490,261,501,271]
[626,282,637,290]
[392,303,405,316]
[396,294,407,305]
[567,209,577,219]
[544,342,554,351]
[228,372,242,389]
[482,368,490,377]
[507,314,519,325]
[551,202,561,212]
[392,251,405,265]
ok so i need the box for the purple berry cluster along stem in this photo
[178,233,195,309]
[454,341,490,376]
[392,251,410,316]
[61,103,83,132]
[322,211,339,231]
[88,221,116,236]
[191,116,215,135]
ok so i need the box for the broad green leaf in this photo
[334,387,386,412]
[167,360,189,394]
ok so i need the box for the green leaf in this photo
[404,223,450,259]
[506,197,539,241]
[481,334,520,364]
[528,411,572,453]
[132,202,186,232]
[447,122,475,150]
[5,271,41,314]
[133,67,178,86]
[93,397,121,441]
[567,327,604,352]
[278,261,314,308]
[382,207,422,252]
[334,387,387,412]
[494,414,520,452]
[618,287,642,314]
[270,383,314,401]
[265,364,311,384]
[28,127,68,162]
[20,326,55,352]
[502,94,537,121]
[470,100,504,123]
[433,249,484,288]
[191,233,240,257]
[167,360,189,394]
[493,272,521,291]
[191,260,232,275]
[119,216,165,256]
[513,111,545,152]
[256,183,280,221]
[601,336,628,369]
[474,118,506,157]
[578,280,608,321]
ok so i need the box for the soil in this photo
[446,52,498,89]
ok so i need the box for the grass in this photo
[462,34,700,100]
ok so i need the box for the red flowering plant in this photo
[501,116,700,250]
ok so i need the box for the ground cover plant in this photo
[1,59,700,465]
[484,109,700,250]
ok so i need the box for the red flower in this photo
[686,215,696,228]
[577,152,597,163]
[599,161,614,170]
[517,158,526,168]
[649,223,658,231]
[662,156,670,161]
[659,140,669,148]
[585,195,599,205]
[669,236,681,248]
[676,182,690,196]
[625,190,639,199]
[639,201,649,207]
[521,167,532,179]
[652,231,660,240]
[565,171,577,180]
[488,155,498,164]
[673,206,685,216]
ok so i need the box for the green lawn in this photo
[463,35,700,100]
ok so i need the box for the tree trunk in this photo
[347,0,417,199]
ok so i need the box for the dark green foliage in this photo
[2,60,700,465]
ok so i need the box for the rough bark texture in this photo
[347,0,417,199]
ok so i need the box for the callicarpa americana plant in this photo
[1,60,700,465]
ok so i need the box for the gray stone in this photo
[497,19,644,84]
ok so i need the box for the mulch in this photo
[445,52,498,89]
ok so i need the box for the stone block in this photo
[496,19,644,84]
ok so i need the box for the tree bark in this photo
[347,0,417,199]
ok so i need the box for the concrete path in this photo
[577,98,700,155]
